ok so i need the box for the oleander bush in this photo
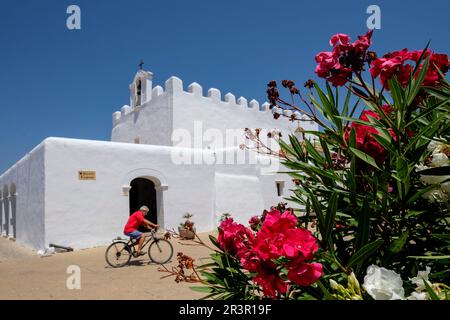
[163,30,450,300]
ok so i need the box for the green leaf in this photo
[407,255,450,260]
[389,231,409,254]
[396,157,409,182]
[355,198,370,251]
[314,82,336,117]
[317,280,334,300]
[304,138,324,165]
[424,86,450,100]
[387,77,405,111]
[320,139,333,167]
[352,86,369,99]
[429,270,450,279]
[410,41,430,76]
[348,129,357,193]
[406,98,450,127]
[190,286,214,293]
[431,234,450,243]
[342,86,352,117]
[288,135,306,161]
[407,183,441,204]
[423,277,440,300]
[307,190,326,239]
[324,192,338,247]
[406,57,430,106]
[404,113,443,153]
[209,235,221,250]
[371,134,397,155]
[395,156,411,200]
[347,239,384,268]
[326,81,336,109]
[349,147,381,170]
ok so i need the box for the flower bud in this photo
[348,272,361,291]
[330,279,340,291]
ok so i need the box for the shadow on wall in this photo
[10,183,16,238]
[2,185,9,236]
[0,191,3,235]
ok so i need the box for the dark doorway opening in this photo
[129,178,157,232]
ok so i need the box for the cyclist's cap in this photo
[139,206,150,212]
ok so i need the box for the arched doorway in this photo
[129,178,157,232]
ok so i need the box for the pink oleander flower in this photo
[217,218,253,256]
[370,48,412,88]
[253,262,288,299]
[287,260,324,286]
[370,48,449,89]
[315,30,373,87]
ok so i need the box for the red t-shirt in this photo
[124,211,145,234]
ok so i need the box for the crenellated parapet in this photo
[112,72,275,127]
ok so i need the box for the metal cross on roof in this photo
[138,59,144,70]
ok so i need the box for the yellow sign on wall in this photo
[78,171,96,180]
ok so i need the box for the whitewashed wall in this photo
[0,142,45,249]
[43,138,218,250]
[111,88,172,146]
[42,138,295,250]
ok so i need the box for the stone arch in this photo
[121,168,168,228]
[2,185,9,236]
[10,183,16,238]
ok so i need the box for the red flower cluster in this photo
[344,105,396,164]
[315,31,373,86]
[370,49,449,89]
[217,210,323,298]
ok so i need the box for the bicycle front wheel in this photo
[148,239,173,264]
[105,241,132,268]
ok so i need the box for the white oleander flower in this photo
[431,153,449,167]
[427,140,443,154]
[407,291,428,300]
[410,267,432,291]
[418,173,448,186]
[363,265,405,300]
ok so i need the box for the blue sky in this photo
[0,0,449,173]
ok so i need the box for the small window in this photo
[276,181,285,197]
[134,137,140,144]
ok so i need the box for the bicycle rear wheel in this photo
[105,241,132,268]
[148,239,173,264]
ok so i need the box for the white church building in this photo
[0,70,317,251]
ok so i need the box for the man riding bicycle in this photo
[124,206,159,257]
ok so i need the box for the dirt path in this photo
[0,236,35,262]
[0,233,216,300]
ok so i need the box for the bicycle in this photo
[105,229,174,268]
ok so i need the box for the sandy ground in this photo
[0,233,217,300]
